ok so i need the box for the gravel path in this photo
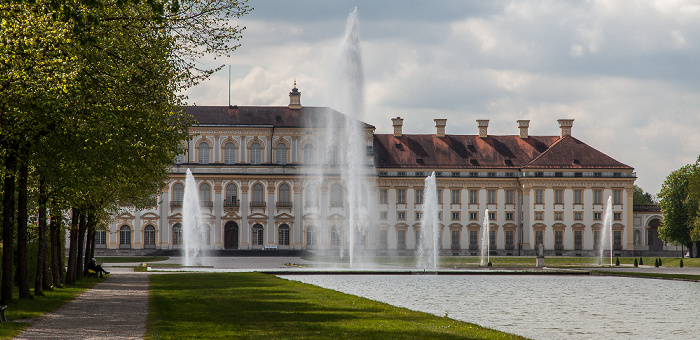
[15,267,149,340]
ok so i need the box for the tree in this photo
[633,185,655,205]
[658,164,698,257]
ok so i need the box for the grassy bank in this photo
[147,272,524,339]
[0,278,103,339]
[592,271,700,281]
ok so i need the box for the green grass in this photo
[592,271,700,281]
[0,278,103,339]
[147,272,525,339]
[97,256,169,263]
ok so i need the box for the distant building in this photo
[99,86,675,257]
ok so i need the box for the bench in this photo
[0,305,7,322]
[264,245,278,250]
[87,269,98,278]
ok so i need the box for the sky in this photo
[182,0,700,197]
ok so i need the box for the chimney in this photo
[434,119,447,138]
[288,81,301,109]
[558,119,574,137]
[392,117,404,137]
[517,120,530,139]
[477,119,489,138]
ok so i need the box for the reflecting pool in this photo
[282,275,699,339]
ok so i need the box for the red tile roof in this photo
[374,134,632,170]
[185,106,375,129]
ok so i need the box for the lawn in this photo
[97,256,170,263]
[0,278,103,339]
[146,272,525,339]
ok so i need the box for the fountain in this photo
[599,196,613,266]
[418,172,440,269]
[307,7,370,267]
[480,209,491,266]
[182,168,205,266]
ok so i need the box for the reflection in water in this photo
[282,275,699,339]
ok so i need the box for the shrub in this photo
[615,257,620,266]
[680,259,683,268]
[639,257,644,265]
[634,258,638,267]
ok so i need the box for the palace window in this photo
[505,212,514,221]
[397,230,406,249]
[202,224,211,245]
[469,230,478,249]
[594,230,600,250]
[535,189,544,204]
[451,230,460,249]
[173,183,184,203]
[198,142,209,164]
[574,212,583,221]
[505,190,515,205]
[535,230,544,248]
[614,212,622,221]
[278,184,291,206]
[415,189,424,204]
[379,212,387,220]
[535,212,544,220]
[451,190,460,204]
[505,230,514,250]
[469,212,478,221]
[279,224,290,246]
[331,184,343,207]
[397,189,406,204]
[555,230,563,249]
[437,189,443,204]
[200,183,211,204]
[415,230,422,248]
[250,142,262,164]
[306,226,317,247]
[594,212,602,221]
[614,230,622,250]
[469,190,478,204]
[305,185,318,207]
[95,228,107,246]
[489,230,496,249]
[416,211,423,220]
[594,189,603,205]
[487,190,496,204]
[172,223,182,245]
[575,230,583,250]
[252,183,264,206]
[488,212,496,220]
[252,224,264,246]
[554,212,563,220]
[120,225,131,248]
[574,189,583,205]
[225,183,238,206]
[379,230,388,249]
[397,211,406,220]
[613,190,622,205]
[452,212,460,220]
[303,144,314,164]
[379,189,388,204]
[330,226,341,246]
[224,142,236,164]
[554,189,563,204]
[275,143,287,165]
[144,225,156,248]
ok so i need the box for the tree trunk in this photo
[50,203,63,287]
[17,158,30,299]
[65,208,80,284]
[1,143,17,305]
[695,241,700,258]
[76,212,87,279]
[687,242,695,258]
[83,212,95,276]
[35,177,48,295]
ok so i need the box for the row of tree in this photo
[658,157,700,258]
[0,0,250,304]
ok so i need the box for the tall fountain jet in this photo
[182,169,205,266]
[480,209,490,266]
[599,196,613,266]
[418,172,440,269]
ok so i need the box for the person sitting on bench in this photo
[87,258,110,277]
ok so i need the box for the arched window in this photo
[303,144,314,164]
[252,224,264,246]
[275,143,287,165]
[224,142,236,164]
[225,183,238,207]
[202,224,211,246]
[306,226,317,247]
[198,142,210,164]
[119,225,131,249]
[252,183,264,206]
[95,227,107,248]
[175,153,184,164]
[173,183,184,203]
[144,225,156,248]
[279,224,290,245]
[330,184,342,207]
[250,142,262,164]
[278,183,290,206]
[172,223,182,245]
[305,184,318,207]
[200,183,211,204]
[330,226,341,246]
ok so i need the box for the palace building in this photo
[100,86,673,257]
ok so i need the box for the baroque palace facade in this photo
[100,86,671,256]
